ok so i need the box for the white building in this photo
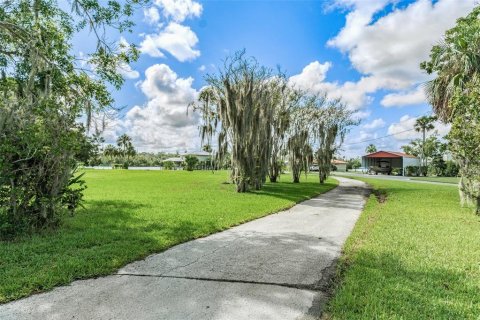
[361,151,420,176]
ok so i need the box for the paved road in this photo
[0,177,368,320]
[332,172,458,186]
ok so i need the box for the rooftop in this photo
[364,151,417,159]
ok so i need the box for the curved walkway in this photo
[0,177,368,320]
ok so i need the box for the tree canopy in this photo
[0,0,142,238]
[365,144,377,154]
[421,5,480,213]
[192,51,357,191]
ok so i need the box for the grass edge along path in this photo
[324,178,480,319]
[0,170,337,304]
[409,176,460,184]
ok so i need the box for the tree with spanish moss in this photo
[287,124,312,183]
[268,81,298,183]
[192,51,287,192]
[305,94,357,184]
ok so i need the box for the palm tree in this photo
[414,116,437,172]
[125,144,136,162]
[116,134,132,155]
[116,134,135,168]
[365,144,377,154]
[421,6,480,213]
[103,144,117,163]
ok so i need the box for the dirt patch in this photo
[373,189,387,203]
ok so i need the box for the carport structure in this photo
[361,151,420,176]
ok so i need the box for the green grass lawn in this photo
[325,178,480,319]
[410,176,460,184]
[0,170,336,303]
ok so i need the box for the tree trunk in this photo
[476,196,480,215]
[293,174,300,183]
[236,180,248,193]
[422,129,426,175]
[319,172,325,184]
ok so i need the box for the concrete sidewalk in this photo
[0,177,368,320]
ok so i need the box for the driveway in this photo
[0,177,368,320]
[332,172,457,186]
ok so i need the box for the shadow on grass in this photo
[253,181,337,203]
[1,179,339,304]
[0,200,218,303]
[77,199,221,251]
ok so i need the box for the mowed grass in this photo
[0,170,336,303]
[410,176,460,184]
[326,178,480,319]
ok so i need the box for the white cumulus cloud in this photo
[326,0,476,109]
[140,22,200,62]
[289,61,400,109]
[116,37,140,79]
[117,63,140,79]
[154,0,202,22]
[144,7,161,24]
[381,86,426,107]
[387,114,450,141]
[363,118,385,130]
[387,115,418,140]
[108,64,200,151]
[329,0,475,85]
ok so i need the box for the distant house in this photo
[181,151,211,162]
[164,157,184,164]
[162,152,212,170]
[310,159,348,172]
[361,151,420,176]
[163,157,185,169]
[332,159,348,172]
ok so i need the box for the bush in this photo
[405,166,420,176]
[419,166,428,176]
[163,161,175,170]
[347,158,361,171]
[0,118,92,239]
[184,155,199,171]
[429,155,446,176]
[391,167,403,176]
[444,161,460,177]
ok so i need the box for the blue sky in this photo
[79,0,476,157]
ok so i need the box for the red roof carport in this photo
[362,151,418,176]
[365,151,415,158]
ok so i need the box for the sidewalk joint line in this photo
[117,273,321,292]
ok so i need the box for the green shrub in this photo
[405,166,420,176]
[391,167,403,176]
[184,155,199,171]
[444,161,460,177]
[163,161,175,170]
